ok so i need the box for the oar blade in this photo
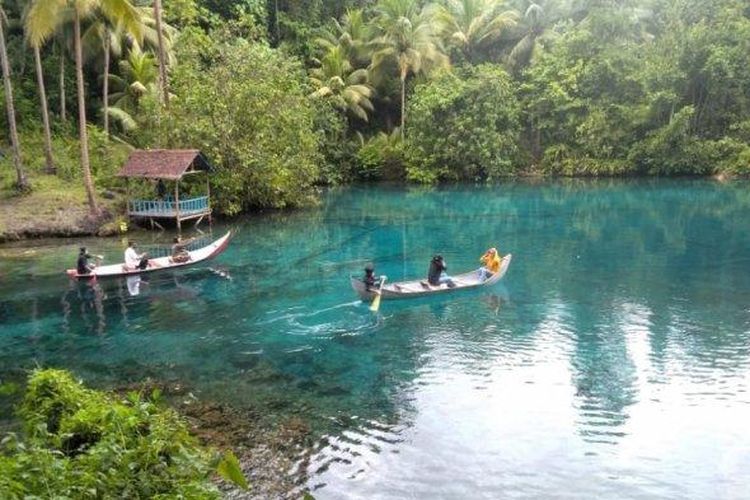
[369,293,382,312]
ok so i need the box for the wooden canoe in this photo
[351,254,512,301]
[66,231,231,279]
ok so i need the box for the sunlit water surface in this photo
[2,180,750,498]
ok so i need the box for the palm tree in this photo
[26,0,142,214]
[316,8,373,69]
[436,0,519,63]
[370,0,449,137]
[24,7,57,174]
[0,4,28,190]
[106,43,157,132]
[152,0,168,106]
[310,45,375,122]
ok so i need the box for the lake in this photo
[1,179,750,498]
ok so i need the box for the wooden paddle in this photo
[370,276,386,312]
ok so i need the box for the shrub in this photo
[0,369,244,499]
[405,65,522,183]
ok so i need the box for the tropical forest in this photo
[1,0,749,221]
[2,0,750,498]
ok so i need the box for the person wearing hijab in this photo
[478,247,501,281]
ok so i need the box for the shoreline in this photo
[1,174,743,244]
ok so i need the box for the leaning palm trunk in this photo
[400,70,406,139]
[102,33,109,136]
[33,44,56,174]
[153,0,168,106]
[73,10,98,213]
[0,11,28,189]
[59,44,66,121]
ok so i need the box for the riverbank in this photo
[0,175,122,243]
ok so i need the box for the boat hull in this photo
[352,254,512,301]
[66,231,231,279]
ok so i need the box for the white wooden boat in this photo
[352,254,512,301]
[66,231,231,279]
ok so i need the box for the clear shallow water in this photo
[2,179,750,498]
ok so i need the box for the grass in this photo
[0,126,130,240]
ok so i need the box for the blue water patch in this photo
[1,179,750,498]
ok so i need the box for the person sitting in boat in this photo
[478,247,502,281]
[124,241,150,271]
[426,255,455,287]
[171,236,194,263]
[76,247,101,275]
[363,264,379,291]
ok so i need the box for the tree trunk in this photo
[59,44,66,121]
[0,14,28,189]
[153,0,169,106]
[274,0,280,43]
[34,45,56,174]
[400,74,406,139]
[103,33,110,137]
[74,10,98,214]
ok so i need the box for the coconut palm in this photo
[316,8,373,69]
[436,0,519,63]
[26,0,142,214]
[310,45,375,122]
[24,6,58,173]
[106,43,157,132]
[152,0,168,106]
[0,4,28,190]
[370,0,449,137]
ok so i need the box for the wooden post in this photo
[205,173,212,225]
[125,178,130,220]
[174,179,181,233]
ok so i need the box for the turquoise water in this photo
[2,180,750,498]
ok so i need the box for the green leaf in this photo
[216,450,249,490]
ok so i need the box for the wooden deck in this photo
[128,196,210,222]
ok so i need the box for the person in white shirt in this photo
[124,241,150,270]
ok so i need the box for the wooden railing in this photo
[129,196,210,217]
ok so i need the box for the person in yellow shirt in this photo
[478,247,501,281]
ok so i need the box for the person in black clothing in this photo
[363,264,378,291]
[426,255,455,287]
[156,179,167,199]
[76,247,99,275]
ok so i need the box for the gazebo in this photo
[117,149,214,230]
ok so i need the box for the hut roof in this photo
[117,149,214,180]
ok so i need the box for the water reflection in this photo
[1,180,750,497]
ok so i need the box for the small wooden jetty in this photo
[118,149,214,231]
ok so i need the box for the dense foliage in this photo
[406,64,521,182]
[0,369,224,498]
[2,0,750,213]
[141,31,324,213]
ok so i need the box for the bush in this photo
[355,130,407,181]
[405,65,522,183]
[0,369,234,499]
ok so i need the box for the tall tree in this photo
[436,0,519,63]
[27,0,141,214]
[370,0,448,137]
[152,0,168,106]
[24,8,57,174]
[0,3,28,190]
[310,45,375,122]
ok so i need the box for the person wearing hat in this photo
[478,247,502,281]
[76,247,103,275]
